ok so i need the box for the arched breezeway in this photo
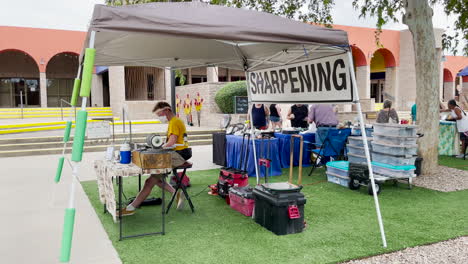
[351,45,367,67]
[443,68,455,101]
[455,68,468,94]
[351,45,370,102]
[0,49,40,107]
[45,52,83,107]
[370,48,397,103]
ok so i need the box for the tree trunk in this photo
[402,0,440,174]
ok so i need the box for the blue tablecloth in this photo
[274,132,315,168]
[225,135,282,177]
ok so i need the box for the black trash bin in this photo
[415,157,423,176]
[253,182,306,235]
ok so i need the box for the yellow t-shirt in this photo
[167,117,188,151]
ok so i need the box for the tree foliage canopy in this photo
[106,0,466,55]
[351,0,467,56]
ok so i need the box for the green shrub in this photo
[215,81,247,113]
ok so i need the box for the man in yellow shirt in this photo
[120,102,191,216]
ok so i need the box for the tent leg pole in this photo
[170,70,176,113]
[60,31,96,263]
[248,103,260,184]
[347,51,387,248]
[244,71,260,184]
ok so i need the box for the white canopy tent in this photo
[81,2,387,247]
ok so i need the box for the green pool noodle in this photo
[59,208,76,263]
[71,111,88,162]
[63,121,72,143]
[70,78,81,106]
[79,48,96,97]
[55,157,65,183]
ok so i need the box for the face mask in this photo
[159,115,168,123]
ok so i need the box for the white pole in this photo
[81,97,88,111]
[60,31,95,262]
[347,51,387,248]
[245,71,261,184]
[75,64,82,79]
[89,31,96,50]
[249,103,260,184]
[68,163,79,209]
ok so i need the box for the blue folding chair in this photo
[308,128,351,176]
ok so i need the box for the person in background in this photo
[376,100,399,124]
[287,104,308,129]
[249,104,269,130]
[269,104,282,130]
[411,103,417,124]
[308,104,339,147]
[442,99,467,158]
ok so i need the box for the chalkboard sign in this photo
[234,96,249,114]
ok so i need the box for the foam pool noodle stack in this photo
[70,79,81,107]
[79,48,95,98]
[59,47,95,263]
[60,208,76,262]
[71,111,88,162]
[54,121,72,183]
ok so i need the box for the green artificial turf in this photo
[82,163,468,264]
[439,155,468,170]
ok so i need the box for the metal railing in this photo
[20,91,24,119]
[60,99,76,121]
[122,107,133,144]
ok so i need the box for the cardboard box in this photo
[132,150,172,169]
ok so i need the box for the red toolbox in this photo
[229,186,255,217]
[218,168,249,199]
[217,133,250,199]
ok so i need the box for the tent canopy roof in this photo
[86,2,349,71]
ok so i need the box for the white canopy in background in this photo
[82,1,386,248]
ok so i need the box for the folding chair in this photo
[308,128,351,176]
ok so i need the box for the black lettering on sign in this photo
[279,69,288,93]
[270,71,280,94]
[288,67,299,93]
[298,65,311,92]
[310,64,318,92]
[317,62,332,91]
[263,72,273,94]
[256,73,264,93]
[250,73,257,94]
[250,55,351,98]
[349,69,354,90]
[333,59,346,90]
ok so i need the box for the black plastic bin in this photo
[212,132,227,166]
[415,157,423,176]
[253,182,306,235]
